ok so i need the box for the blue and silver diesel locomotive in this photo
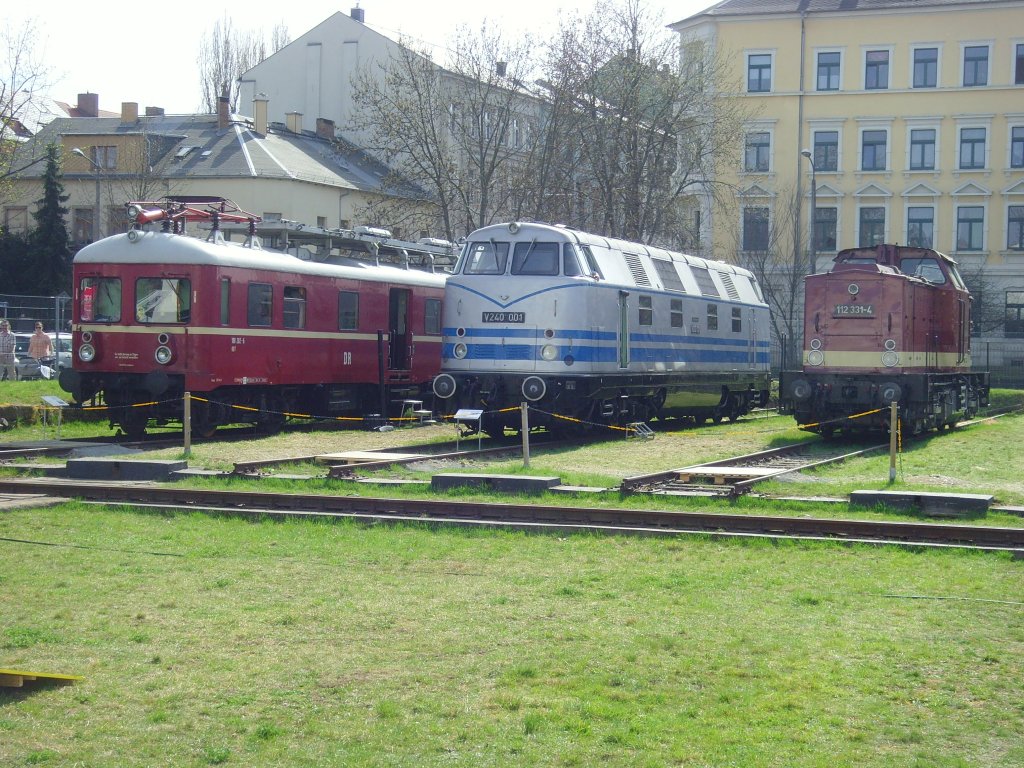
[432,222,771,436]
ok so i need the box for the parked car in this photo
[10,333,67,380]
[49,333,72,370]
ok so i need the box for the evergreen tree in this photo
[29,143,72,294]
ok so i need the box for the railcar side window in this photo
[563,244,584,277]
[425,298,441,335]
[670,298,684,328]
[707,304,719,331]
[220,279,230,325]
[247,283,273,326]
[639,296,653,326]
[732,307,742,333]
[579,245,603,278]
[283,286,306,329]
[338,291,359,330]
[900,257,946,284]
[80,277,121,322]
[464,241,510,274]
[136,278,191,323]
[511,242,559,276]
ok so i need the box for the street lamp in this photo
[801,148,817,276]
[71,147,103,241]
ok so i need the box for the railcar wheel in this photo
[123,418,147,441]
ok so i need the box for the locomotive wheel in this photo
[191,420,218,439]
[712,412,723,424]
[122,417,147,441]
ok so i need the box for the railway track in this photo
[621,440,888,497]
[0,477,1021,554]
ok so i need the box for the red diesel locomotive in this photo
[59,198,449,438]
[779,243,989,435]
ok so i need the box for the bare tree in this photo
[0,19,54,198]
[198,17,290,113]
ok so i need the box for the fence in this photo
[0,293,72,334]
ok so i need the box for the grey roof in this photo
[11,112,425,199]
[677,0,1015,21]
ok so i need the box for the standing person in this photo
[28,322,53,360]
[0,320,16,381]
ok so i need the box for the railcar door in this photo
[618,290,630,368]
[388,288,410,370]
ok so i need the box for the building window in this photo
[816,51,841,91]
[744,132,770,172]
[247,283,273,326]
[638,295,653,326]
[963,45,989,87]
[706,304,718,331]
[865,50,889,89]
[859,207,885,247]
[747,53,772,92]
[814,207,838,252]
[3,206,28,234]
[742,207,769,251]
[813,131,839,172]
[956,206,985,251]
[425,298,441,334]
[1007,292,1024,337]
[1008,206,1024,251]
[1011,126,1024,168]
[90,145,118,170]
[913,47,938,88]
[1016,43,1024,85]
[861,130,887,171]
[72,207,94,242]
[907,207,934,248]
[282,286,306,329]
[909,128,936,171]
[670,298,683,328]
[338,291,359,330]
[959,127,986,170]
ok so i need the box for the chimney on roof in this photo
[351,5,365,23]
[286,112,303,133]
[217,91,230,130]
[496,61,507,77]
[316,117,336,140]
[254,94,269,136]
[145,106,165,116]
[78,92,99,117]
[121,102,139,123]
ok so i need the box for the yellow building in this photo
[672,0,1024,338]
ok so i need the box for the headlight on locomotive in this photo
[155,345,173,365]
[807,350,824,366]
[78,343,96,362]
[453,342,468,359]
[540,344,558,361]
[881,351,899,367]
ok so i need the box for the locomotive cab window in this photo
[247,283,273,326]
[79,277,121,322]
[900,257,946,284]
[338,290,359,330]
[136,278,191,323]
[511,241,559,276]
[563,244,584,277]
[464,241,510,274]
[283,286,306,329]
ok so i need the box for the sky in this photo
[8,0,717,117]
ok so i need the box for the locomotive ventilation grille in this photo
[719,273,740,300]
[623,253,652,287]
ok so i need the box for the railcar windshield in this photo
[511,241,560,276]
[136,278,192,323]
[899,257,946,285]
[79,277,122,322]
[464,241,510,275]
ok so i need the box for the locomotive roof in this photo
[74,232,448,288]
[466,222,757,280]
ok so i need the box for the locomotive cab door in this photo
[388,288,411,370]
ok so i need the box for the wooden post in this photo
[888,400,897,482]
[183,391,192,458]
[521,402,530,468]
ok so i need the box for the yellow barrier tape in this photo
[795,407,884,431]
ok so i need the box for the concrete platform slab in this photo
[65,458,187,482]
[431,473,561,493]
[850,489,992,517]
[316,451,426,465]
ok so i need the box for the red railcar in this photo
[59,200,448,438]
[780,244,989,435]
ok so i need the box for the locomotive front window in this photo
[511,241,560,276]
[247,283,273,326]
[79,277,121,322]
[900,257,946,285]
[135,278,191,324]
[464,241,509,274]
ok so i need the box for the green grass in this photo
[1,505,1022,766]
